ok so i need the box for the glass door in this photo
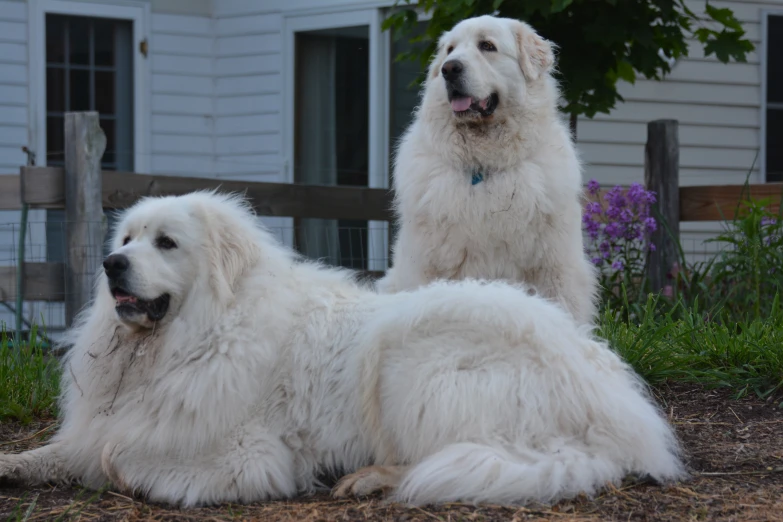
[284,11,387,271]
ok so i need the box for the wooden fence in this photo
[0,113,782,327]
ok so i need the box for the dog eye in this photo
[479,41,496,52]
[156,235,177,250]
[122,236,131,246]
[447,45,454,54]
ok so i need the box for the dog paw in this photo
[0,455,22,484]
[332,466,403,498]
[101,442,131,493]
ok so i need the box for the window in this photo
[44,14,134,261]
[765,14,783,182]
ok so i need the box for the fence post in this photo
[645,119,680,294]
[64,112,106,326]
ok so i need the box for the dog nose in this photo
[441,60,464,82]
[103,254,130,280]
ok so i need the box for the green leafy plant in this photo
[383,0,754,135]
[0,327,60,423]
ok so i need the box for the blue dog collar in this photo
[471,171,485,185]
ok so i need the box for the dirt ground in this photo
[1,382,782,521]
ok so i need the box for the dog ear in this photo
[196,197,261,304]
[514,21,554,81]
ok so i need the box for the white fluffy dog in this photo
[0,192,683,507]
[378,15,598,325]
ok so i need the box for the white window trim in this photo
[760,9,783,183]
[28,0,151,172]
[282,8,390,271]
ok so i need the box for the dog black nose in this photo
[441,60,463,82]
[103,254,130,280]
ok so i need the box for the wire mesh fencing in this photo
[0,217,390,340]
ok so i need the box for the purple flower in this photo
[619,208,634,224]
[649,243,657,252]
[604,222,624,239]
[586,179,600,195]
[611,259,625,271]
[626,183,645,205]
[585,202,602,215]
[583,218,600,239]
[762,216,777,227]
[605,186,627,209]
[591,256,603,266]
[644,217,657,234]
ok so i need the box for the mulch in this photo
[1,382,782,521]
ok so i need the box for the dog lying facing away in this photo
[0,192,683,507]
[378,15,598,325]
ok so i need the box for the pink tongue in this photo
[450,97,472,112]
[116,295,137,304]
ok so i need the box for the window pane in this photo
[94,21,115,66]
[69,17,91,65]
[46,14,65,64]
[101,117,115,167]
[46,116,65,165]
[46,68,65,112]
[767,109,783,182]
[95,71,114,114]
[768,16,783,104]
[70,69,90,110]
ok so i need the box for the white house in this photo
[0,0,780,333]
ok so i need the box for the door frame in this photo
[282,9,389,270]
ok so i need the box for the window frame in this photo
[28,0,151,172]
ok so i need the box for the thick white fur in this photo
[0,192,683,507]
[378,15,598,325]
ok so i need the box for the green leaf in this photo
[705,4,743,32]
[616,60,636,84]
[551,0,573,13]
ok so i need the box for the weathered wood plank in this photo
[0,263,65,301]
[645,119,680,293]
[20,166,64,208]
[64,112,106,325]
[19,167,395,222]
[680,183,783,222]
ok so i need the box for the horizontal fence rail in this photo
[1,167,395,222]
[1,171,779,223]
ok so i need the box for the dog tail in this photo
[394,440,677,506]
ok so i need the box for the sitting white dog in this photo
[378,15,598,325]
[0,192,683,507]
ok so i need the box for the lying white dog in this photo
[379,15,598,325]
[0,192,683,507]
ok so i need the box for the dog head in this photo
[424,15,555,123]
[102,192,261,330]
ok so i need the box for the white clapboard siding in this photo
[214,8,283,182]
[150,12,215,177]
[0,0,47,331]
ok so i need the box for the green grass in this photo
[0,327,61,423]
[600,295,783,402]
